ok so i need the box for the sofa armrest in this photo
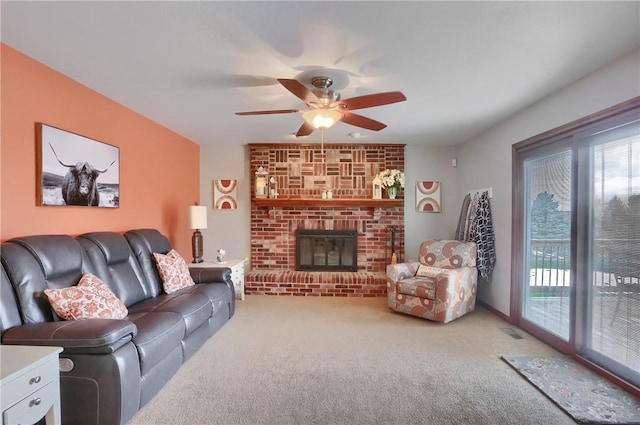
[190,267,232,288]
[1,319,137,354]
[386,262,420,283]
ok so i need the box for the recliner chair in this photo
[386,239,478,323]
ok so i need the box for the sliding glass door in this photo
[514,101,640,389]
[582,121,640,387]
[522,147,572,341]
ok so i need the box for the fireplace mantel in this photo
[253,198,402,208]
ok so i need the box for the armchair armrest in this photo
[432,266,478,304]
[425,267,478,292]
[2,319,137,354]
[386,262,420,310]
[387,262,420,282]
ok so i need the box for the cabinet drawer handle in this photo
[29,398,42,407]
[29,375,42,384]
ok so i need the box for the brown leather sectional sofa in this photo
[1,228,235,424]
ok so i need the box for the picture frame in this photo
[37,123,120,208]
[416,181,441,212]
[213,179,238,209]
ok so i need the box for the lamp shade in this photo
[189,205,208,229]
[302,109,342,130]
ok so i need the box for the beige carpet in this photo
[128,296,576,425]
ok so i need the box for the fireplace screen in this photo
[295,229,357,272]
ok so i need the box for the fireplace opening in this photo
[295,229,358,272]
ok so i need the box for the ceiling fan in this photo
[235,76,407,137]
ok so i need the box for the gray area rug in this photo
[502,355,640,424]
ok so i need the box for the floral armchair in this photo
[386,240,478,323]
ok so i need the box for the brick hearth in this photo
[248,143,405,297]
[246,271,387,297]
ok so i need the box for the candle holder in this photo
[372,176,382,199]
[255,165,268,198]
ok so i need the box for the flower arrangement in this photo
[376,169,405,191]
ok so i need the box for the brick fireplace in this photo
[247,143,405,296]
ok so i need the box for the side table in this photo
[1,345,63,425]
[190,259,245,300]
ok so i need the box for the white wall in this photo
[199,142,458,267]
[455,48,640,316]
[403,144,459,261]
[199,144,251,263]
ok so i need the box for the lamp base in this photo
[192,229,203,263]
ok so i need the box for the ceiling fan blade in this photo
[339,91,406,111]
[296,122,315,137]
[341,111,387,131]
[277,78,319,105]
[235,109,300,116]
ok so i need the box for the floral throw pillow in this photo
[416,264,451,278]
[44,273,128,320]
[153,249,195,294]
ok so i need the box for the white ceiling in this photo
[2,1,639,147]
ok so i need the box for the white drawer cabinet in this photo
[1,345,62,425]
[3,381,58,425]
[190,259,245,300]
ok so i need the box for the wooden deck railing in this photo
[529,238,640,289]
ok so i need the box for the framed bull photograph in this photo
[37,123,120,208]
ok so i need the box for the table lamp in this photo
[189,203,207,263]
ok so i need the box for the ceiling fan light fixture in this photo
[302,109,343,130]
[237,76,406,133]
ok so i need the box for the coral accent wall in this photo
[1,44,200,256]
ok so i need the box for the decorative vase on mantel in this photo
[386,186,398,200]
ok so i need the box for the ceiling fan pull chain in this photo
[321,129,325,164]
[321,129,327,186]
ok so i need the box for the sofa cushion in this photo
[125,228,234,320]
[153,250,195,294]
[124,229,173,298]
[127,311,185,375]
[1,263,22,338]
[1,235,95,324]
[128,291,212,336]
[182,282,233,316]
[396,277,437,300]
[77,232,150,307]
[45,273,128,320]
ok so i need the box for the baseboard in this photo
[477,299,514,324]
